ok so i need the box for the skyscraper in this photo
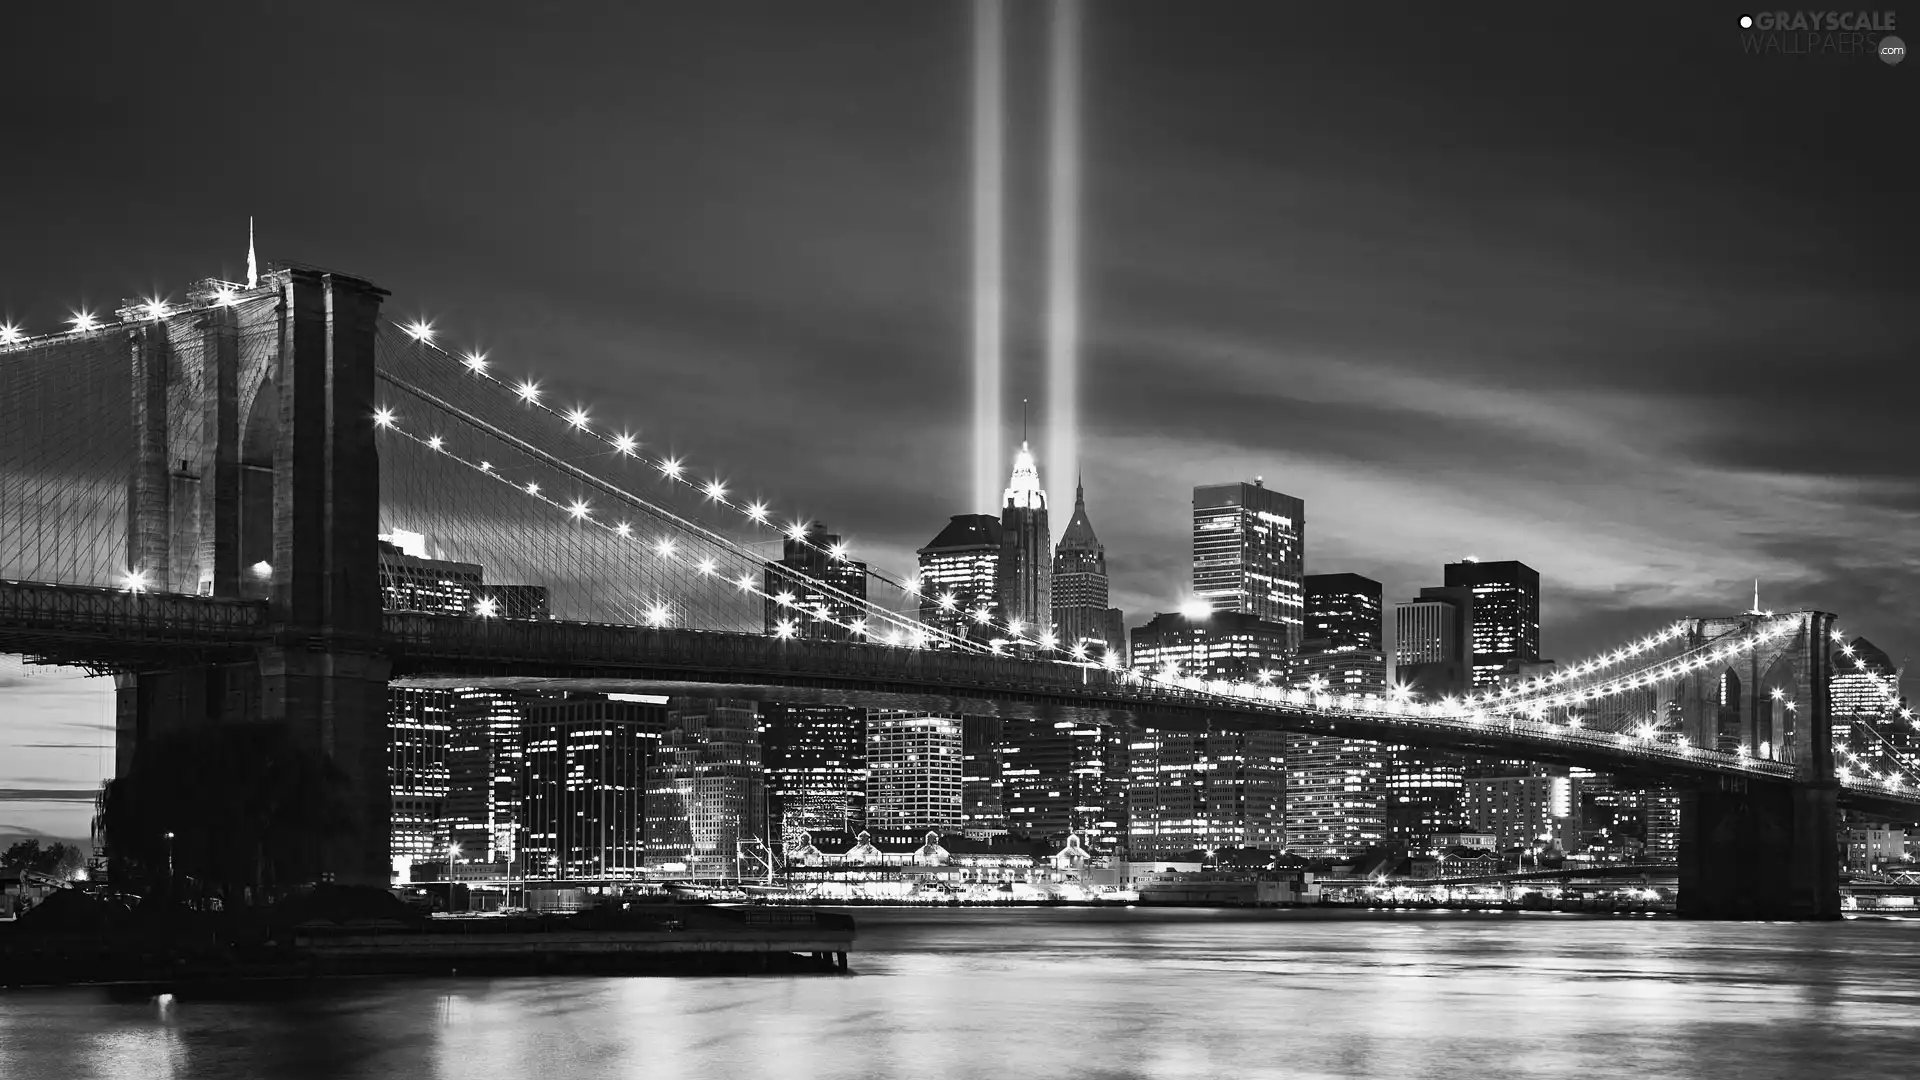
[645,699,768,880]
[759,704,866,841]
[997,442,1052,639]
[388,686,454,868]
[1051,478,1125,660]
[918,514,1002,645]
[1442,558,1541,687]
[998,717,1129,849]
[1126,725,1287,858]
[1832,636,1898,755]
[1394,587,1475,698]
[1286,574,1389,860]
[447,689,526,868]
[521,695,665,881]
[865,711,964,831]
[1192,480,1305,651]
[763,521,868,640]
[1129,610,1294,684]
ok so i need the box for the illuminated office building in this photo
[1129,610,1294,685]
[646,699,768,880]
[763,521,868,640]
[865,711,964,832]
[1442,559,1541,688]
[998,717,1128,850]
[917,515,1002,646]
[1126,725,1286,858]
[760,704,866,841]
[996,442,1052,640]
[521,695,666,881]
[389,687,454,866]
[1192,480,1305,651]
[1285,574,1388,859]
[447,689,526,867]
[1051,479,1126,662]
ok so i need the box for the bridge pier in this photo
[1677,783,1840,919]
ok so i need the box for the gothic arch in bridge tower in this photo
[237,371,279,599]
[1756,655,1799,762]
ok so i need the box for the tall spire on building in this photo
[246,216,259,289]
[1003,441,1047,511]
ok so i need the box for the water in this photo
[4,908,1919,1079]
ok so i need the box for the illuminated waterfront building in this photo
[1192,479,1305,651]
[917,515,1002,646]
[996,442,1052,640]
[645,699,768,880]
[1442,558,1541,688]
[1461,771,1578,854]
[962,716,1008,836]
[998,717,1128,850]
[388,687,454,866]
[520,695,666,881]
[1050,478,1126,662]
[865,711,964,832]
[763,521,868,640]
[759,704,866,842]
[447,689,527,867]
[1126,724,1286,858]
[1285,574,1389,860]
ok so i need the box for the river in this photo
[3,908,1918,1078]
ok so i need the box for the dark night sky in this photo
[1,3,1913,834]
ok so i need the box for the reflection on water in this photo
[3,909,1919,1080]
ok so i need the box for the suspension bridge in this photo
[2,264,1916,917]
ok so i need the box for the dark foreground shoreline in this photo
[0,904,854,989]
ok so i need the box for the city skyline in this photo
[2,5,1914,840]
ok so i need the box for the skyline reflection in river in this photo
[3,908,1918,1079]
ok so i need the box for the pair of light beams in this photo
[972,0,1082,513]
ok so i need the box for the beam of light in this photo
[970,0,1005,514]
[1044,0,1082,509]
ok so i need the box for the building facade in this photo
[763,521,868,640]
[917,515,1002,646]
[1192,480,1305,651]
[997,717,1129,850]
[1126,725,1287,858]
[759,704,867,842]
[1130,610,1295,685]
[521,696,666,881]
[1461,771,1578,854]
[865,712,964,831]
[997,442,1052,640]
[1051,479,1125,661]
[388,687,454,868]
[1442,559,1541,687]
[645,699,767,880]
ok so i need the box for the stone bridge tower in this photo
[116,268,391,886]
